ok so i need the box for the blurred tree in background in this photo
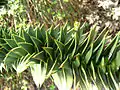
[0,0,120,33]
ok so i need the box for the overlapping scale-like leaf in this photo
[0,23,120,90]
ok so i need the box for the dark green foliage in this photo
[0,23,120,89]
[0,0,8,8]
